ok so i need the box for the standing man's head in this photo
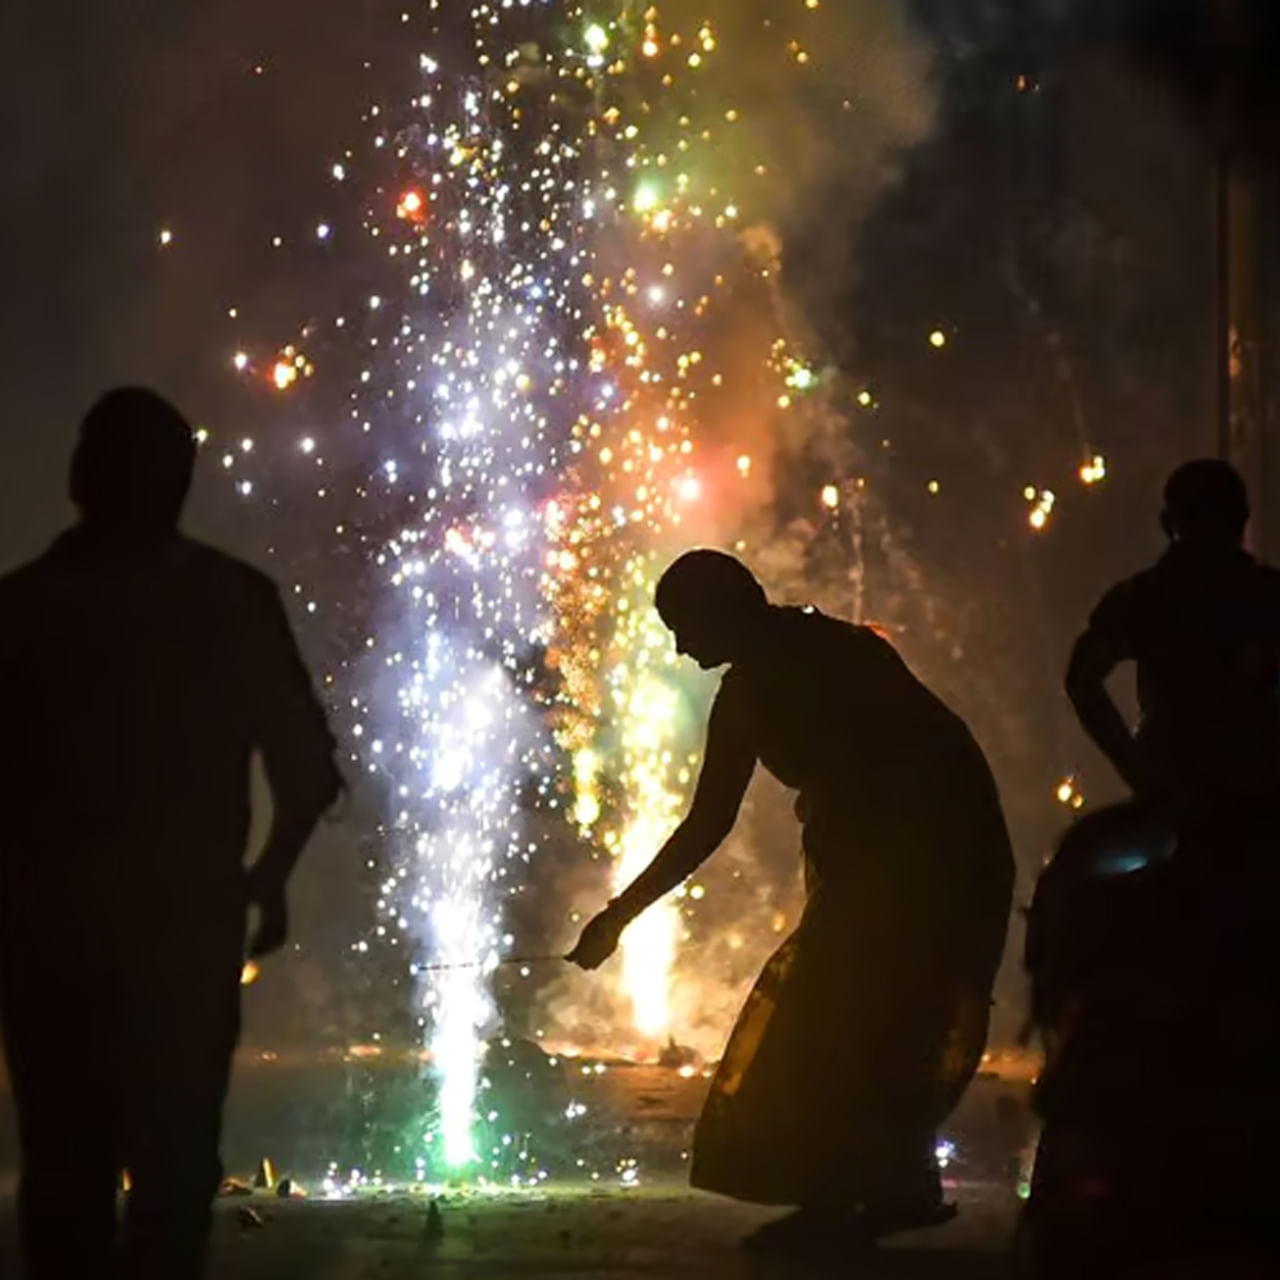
[70,387,198,533]
[1161,459,1250,549]
[655,550,768,669]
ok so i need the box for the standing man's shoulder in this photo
[176,538,285,611]
[1086,566,1155,641]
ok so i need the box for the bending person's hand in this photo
[567,905,626,970]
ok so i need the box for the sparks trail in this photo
[215,0,930,1175]
[417,955,566,975]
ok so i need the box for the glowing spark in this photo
[158,228,174,247]
[397,189,425,220]
[1080,454,1107,485]
[1027,487,1055,531]
[573,750,602,831]
[821,484,840,510]
[1056,777,1086,810]
[633,182,660,214]
[929,329,948,348]
[786,361,817,391]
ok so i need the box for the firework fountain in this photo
[211,0,952,1178]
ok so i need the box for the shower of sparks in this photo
[196,0,1060,1172]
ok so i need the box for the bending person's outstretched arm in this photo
[569,675,757,970]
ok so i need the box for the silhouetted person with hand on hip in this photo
[0,389,343,1279]
[1066,459,1280,809]
[569,551,1013,1259]
[1025,462,1280,1270]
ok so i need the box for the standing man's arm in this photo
[1065,584,1147,795]
[246,581,344,957]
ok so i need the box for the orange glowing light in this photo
[397,189,426,221]
[241,960,262,986]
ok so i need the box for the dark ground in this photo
[0,1051,1032,1277]
[0,1182,1020,1279]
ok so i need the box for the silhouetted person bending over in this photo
[0,389,342,1279]
[1066,460,1280,807]
[570,551,1014,1258]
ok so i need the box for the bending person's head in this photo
[1161,459,1249,548]
[655,550,768,669]
[70,387,197,533]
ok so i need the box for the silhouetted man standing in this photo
[0,389,342,1278]
[1066,459,1280,806]
[1035,473,1280,1271]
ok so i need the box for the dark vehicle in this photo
[1018,802,1275,1278]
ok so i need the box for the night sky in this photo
[0,1,1228,1048]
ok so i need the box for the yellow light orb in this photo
[397,189,425,221]
[821,484,840,510]
[633,182,660,213]
[929,329,947,348]
[1080,454,1107,485]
